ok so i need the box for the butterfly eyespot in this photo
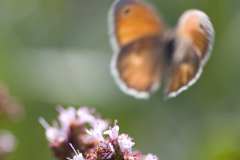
[122,7,131,16]
[199,23,205,30]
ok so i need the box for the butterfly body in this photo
[109,0,214,99]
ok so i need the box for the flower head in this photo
[117,134,135,153]
[58,107,77,130]
[104,123,119,140]
[40,106,159,160]
[39,118,68,145]
[77,107,96,125]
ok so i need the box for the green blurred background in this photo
[0,0,240,160]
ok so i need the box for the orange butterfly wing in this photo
[109,0,166,98]
[110,0,165,47]
[165,10,215,98]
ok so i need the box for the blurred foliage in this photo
[0,0,240,160]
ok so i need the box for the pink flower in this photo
[117,134,135,153]
[77,107,96,125]
[144,154,159,160]
[86,128,104,142]
[39,118,68,144]
[85,119,108,143]
[58,107,77,130]
[104,124,119,140]
[92,119,108,132]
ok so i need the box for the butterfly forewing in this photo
[110,0,165,48]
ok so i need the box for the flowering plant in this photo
[40,106,159,160]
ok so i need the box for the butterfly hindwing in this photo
[165,41,201,97]
[165,10,215,98]
[113,36,165,98]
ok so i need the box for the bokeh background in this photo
[0,0,240,160]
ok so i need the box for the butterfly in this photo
[108,0,215,99]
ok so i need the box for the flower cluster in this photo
[40,106,159,160]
